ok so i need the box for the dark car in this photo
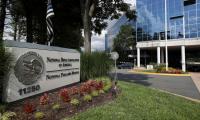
[117,62,133,69]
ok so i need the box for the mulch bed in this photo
[7,83,115,120]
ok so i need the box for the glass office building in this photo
[105,14,135,51]
[136,0,200,71]
[136,0,200,41]
[106,0,200,71]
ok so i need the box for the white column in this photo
[157,47,161,65]
[161,48,165,63]
[181,46,186,72]
[137,47,140,68]
[164,0,168,71]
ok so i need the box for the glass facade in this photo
[136,0,200,41]
[106,14,135,51]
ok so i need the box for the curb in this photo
[154,88,200,103]
[128,71,191,77]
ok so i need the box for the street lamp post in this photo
[111,52,119,81]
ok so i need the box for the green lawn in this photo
[65,81,200,120]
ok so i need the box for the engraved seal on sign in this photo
[14,51,44,85]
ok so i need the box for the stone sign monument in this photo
[3,41,80,102]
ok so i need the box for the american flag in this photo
[46,0,54,45]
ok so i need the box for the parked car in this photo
[117,62,133,69]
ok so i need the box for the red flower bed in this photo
[40,93,49,105]
[7,79,114,120]
[59,88,71,102]
[69,86,79,95]
[23,102,36,114]
[157,67,183,74]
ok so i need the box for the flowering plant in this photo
[86,80,104,90]
[23,102,35,114]
[96,81,104,90]
[79,83,92,95]
[59,88,71,102]
[40,93,49,105]
[70,86,79,95]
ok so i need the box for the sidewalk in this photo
[190,72,200,93]
[129,70,191,77]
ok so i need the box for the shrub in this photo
[34,112,45,120]
[97,81,104,90]
[0,105,6,113]
[167,67,182,74]
[79,80,104,96]
[79,83,92,95]
[91,90,99,97]
[83,94,92,102]
[85,80,104,91]
[155,64,166,73]
[99,90,105,94]
[69,86,79,95]
[0,42,12,100]
[103,80,112,92]
[39,93,49,105]
[70,99,80,106]
[81,52,113,82]
[52,103,61,110]
[0,111,16,120]
[103,85,111,92]
[95,77,112,92]
[23,102,35,114]
[89,80,104,90]
[59,88,71,102]
[156,66,183,74]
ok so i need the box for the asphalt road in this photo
[111,69,200,100]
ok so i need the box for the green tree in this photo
[5,0,137,51]
[17,0,47,43]
[7,0,83,49]
[7,0,26,41]
[80,0,136,53]
[0,39,12,101]
[0,0,7,41]
[52,0,83,49]
[113,25,136,62]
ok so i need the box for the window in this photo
[189,10,197,24]
[185,25,190,33]
[143,34,148,41]
[197,10,200,18]
[184,0,196,6]
[189,24,197,32]
[185,12,189,25]
[197,24,200,32]
[185,33,190,38]
[190,32,197,37]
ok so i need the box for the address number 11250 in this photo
[18,85,40,96]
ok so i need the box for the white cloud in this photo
[124,0,136,7]
[91,30,107,51]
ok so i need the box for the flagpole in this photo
[165,0,168,71]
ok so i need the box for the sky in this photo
[91,0,136,51]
